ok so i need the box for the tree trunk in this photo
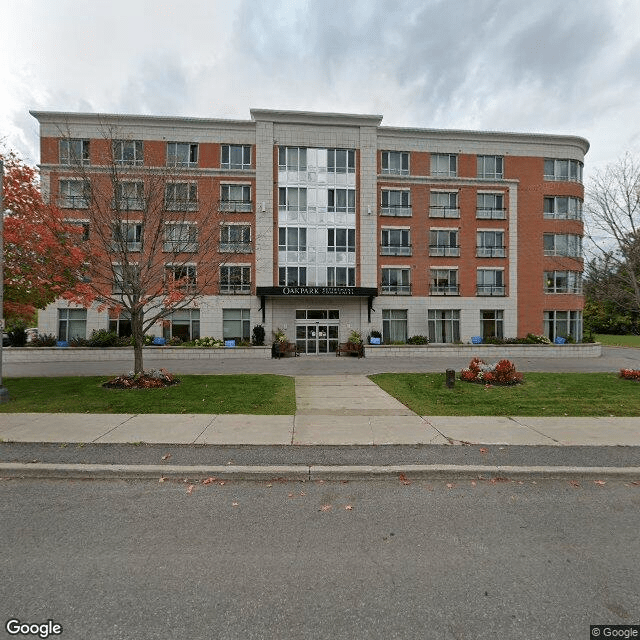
[131,310,145,374]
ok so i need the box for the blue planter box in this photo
[471,336,483,344]
[152,337,166,346]
[369,337,381,345]
[225,340,236,348]
[56,341,69,348]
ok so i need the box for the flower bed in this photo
[460,357,523,385]
[620,368,640,381]
[102,368,180,389]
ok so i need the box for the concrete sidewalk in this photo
[0,375,639,447]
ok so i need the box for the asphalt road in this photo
[4,346,640,377]
[1,478,638,640]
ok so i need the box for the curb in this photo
[1,462,640,481]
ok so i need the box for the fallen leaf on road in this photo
[186,485,195,495]
[399,473,412,485]
[232,502,239,507]
[345,505,353,510]
[219,481,226,486]
[446,483,455,489]
[569,480,581,488]
[470,481,477,487]
[479,448,488,454]
[161,453,171,461]
[490,477,510,484]
[266,483,273,488]
[321,504,332,512]
[202,477,217,485]
[630,481,640,486]
[594,480,606,486]
[158,477,166,483]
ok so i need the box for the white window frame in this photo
[476,192,506,219]
[327,148,355,174]
[476,230,506,258]
[543,234,583,258]
[430,268,459,295]
[544,271,583,294]
[220,224,252,253]
[165,182,198,211]
[544,158,583,183]
[223,309,251,342]
[58,308,87,341]
[166,263,197,291]
[381,228,412,256]
[477,155,504,179]
[431,153,457,177]
[381,267,411,295]
[543,196,583,221]
[59,139,89,165]
[327,228,356,253]
[326,267,355,287]
[113,140,143,166]
[429,228,460,257]
[58,179,90,209]
[381,151,409,175]
[167,142,198,167]
[113,181,145,211]
[279,266,307,287]
[381,189,411,217]
[430,191,459,218]
[278,227,307,252]
[220,184,252,212]
[220,265,251,294]
[278,147,307,171]
[222,144,252,170]
[163,223,198,252]
[428,309,460,343]
[477,268,505,296]
[112,222,143,253]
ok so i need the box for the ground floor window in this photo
[223,309,250,342]
[544,310,582,342]
[108,312,131,337]
[481,310,504,340]
[428,309,460,343]
[163,309,200,342]
[382,309,407,343]
[58,308,87,341]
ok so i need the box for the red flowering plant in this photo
[460,358,523,385]
[620,369,640,381]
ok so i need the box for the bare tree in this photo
[59,128,253,374]
[585,152,640,319]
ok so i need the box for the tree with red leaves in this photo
[2,151,87,323]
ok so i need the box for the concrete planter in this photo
[363,343,602,358]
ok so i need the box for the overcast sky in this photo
[2,0,640,174]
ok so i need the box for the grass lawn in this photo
[369,372,640,417]
[595,334,640,347]
[0,375,296,415]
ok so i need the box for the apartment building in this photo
[31,108,589,353]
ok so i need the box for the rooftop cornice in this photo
[250,108,383,128]
[378,125,590,155]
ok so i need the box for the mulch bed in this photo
[102,369,180,389]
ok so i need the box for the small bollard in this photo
[445,369,455,388]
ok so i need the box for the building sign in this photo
[257,286,377,297]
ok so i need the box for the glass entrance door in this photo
[296,323,339,354]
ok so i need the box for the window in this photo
[328,188,356,213]
[163,309,200,342]
[431,154,457,177]
[112,264,140,295]
[382,151,409,175]
[544,196,583,220]
[543,234,583,258]
[381,190,411,217]
[477,193,505,219]
[164,224,198,252]
[477,155,503,179]
[279,266,307,286]
[108,312,131,338]
[112,222,143,252]
[429,229,459,256]
[223,309,251,342]
[381,228,412,256]
[382,309,408,343]
[166,265,197,291]
[279,187,307,211]
[544,271,583,294]
[220,184,252,212]
[327,149,355,174]
[544,159,583,183]
[476,230,506,258]
[381,268,411,294]
[544,310,582,342]
[327,228,355,252]
[278,227,307,252]
[428,309,460,343]
[165,182,198,211]
[481,310,504,340]
[430,191,459,218]
[59,139,89,165]
[278,147,307,171]
[430,269,459,295]
[477,269,505,296]
[113,181,145,211]
[167,142,198,167]
[66,220,90,242]
[113,140,143,165]
[326,267,355,287]
[58,308,86,341]
[220,266,251,293]
[221,144,251,170]
[58,179,90,208]
[220,225,251,252]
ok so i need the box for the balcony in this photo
[220,284,251,294]
[381,285,411,295]
[220,200,253,213]
[380,206,412,217]
[220,242,253,253]
[476,208,506,220]
[429,245,460,257]
[163,242,198,253]
[430,285,459,295]
[164,199,198,212]
[477,285,506,296]
[58,195,89,209]
[429,207,460,219]
[380,245,412,256]
[112,197,146,211]
[476,246,506,258]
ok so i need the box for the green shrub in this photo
[252,325,265,346]
[69,336,89,347]
[87,329,120,347]
[30,333,57,347]
[407,335,429,345]
[7,321,27,347]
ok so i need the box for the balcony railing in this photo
[476,208,506,219]
[380,245,412,256]
[429,245,460,257]
[430,285,460,295]
[220,200,253,213]
[380,206,412,217]
[220,284,251,294]
[110,241,142,253]
[476,246,506,258]
[220,242,252,253]
[58,196,89,209]
[163,242,198,253]
[429,207,460,218]
[165,199,198,212]
[476,285,506,296]
[381,285,411,295]
[112,197,146,211]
